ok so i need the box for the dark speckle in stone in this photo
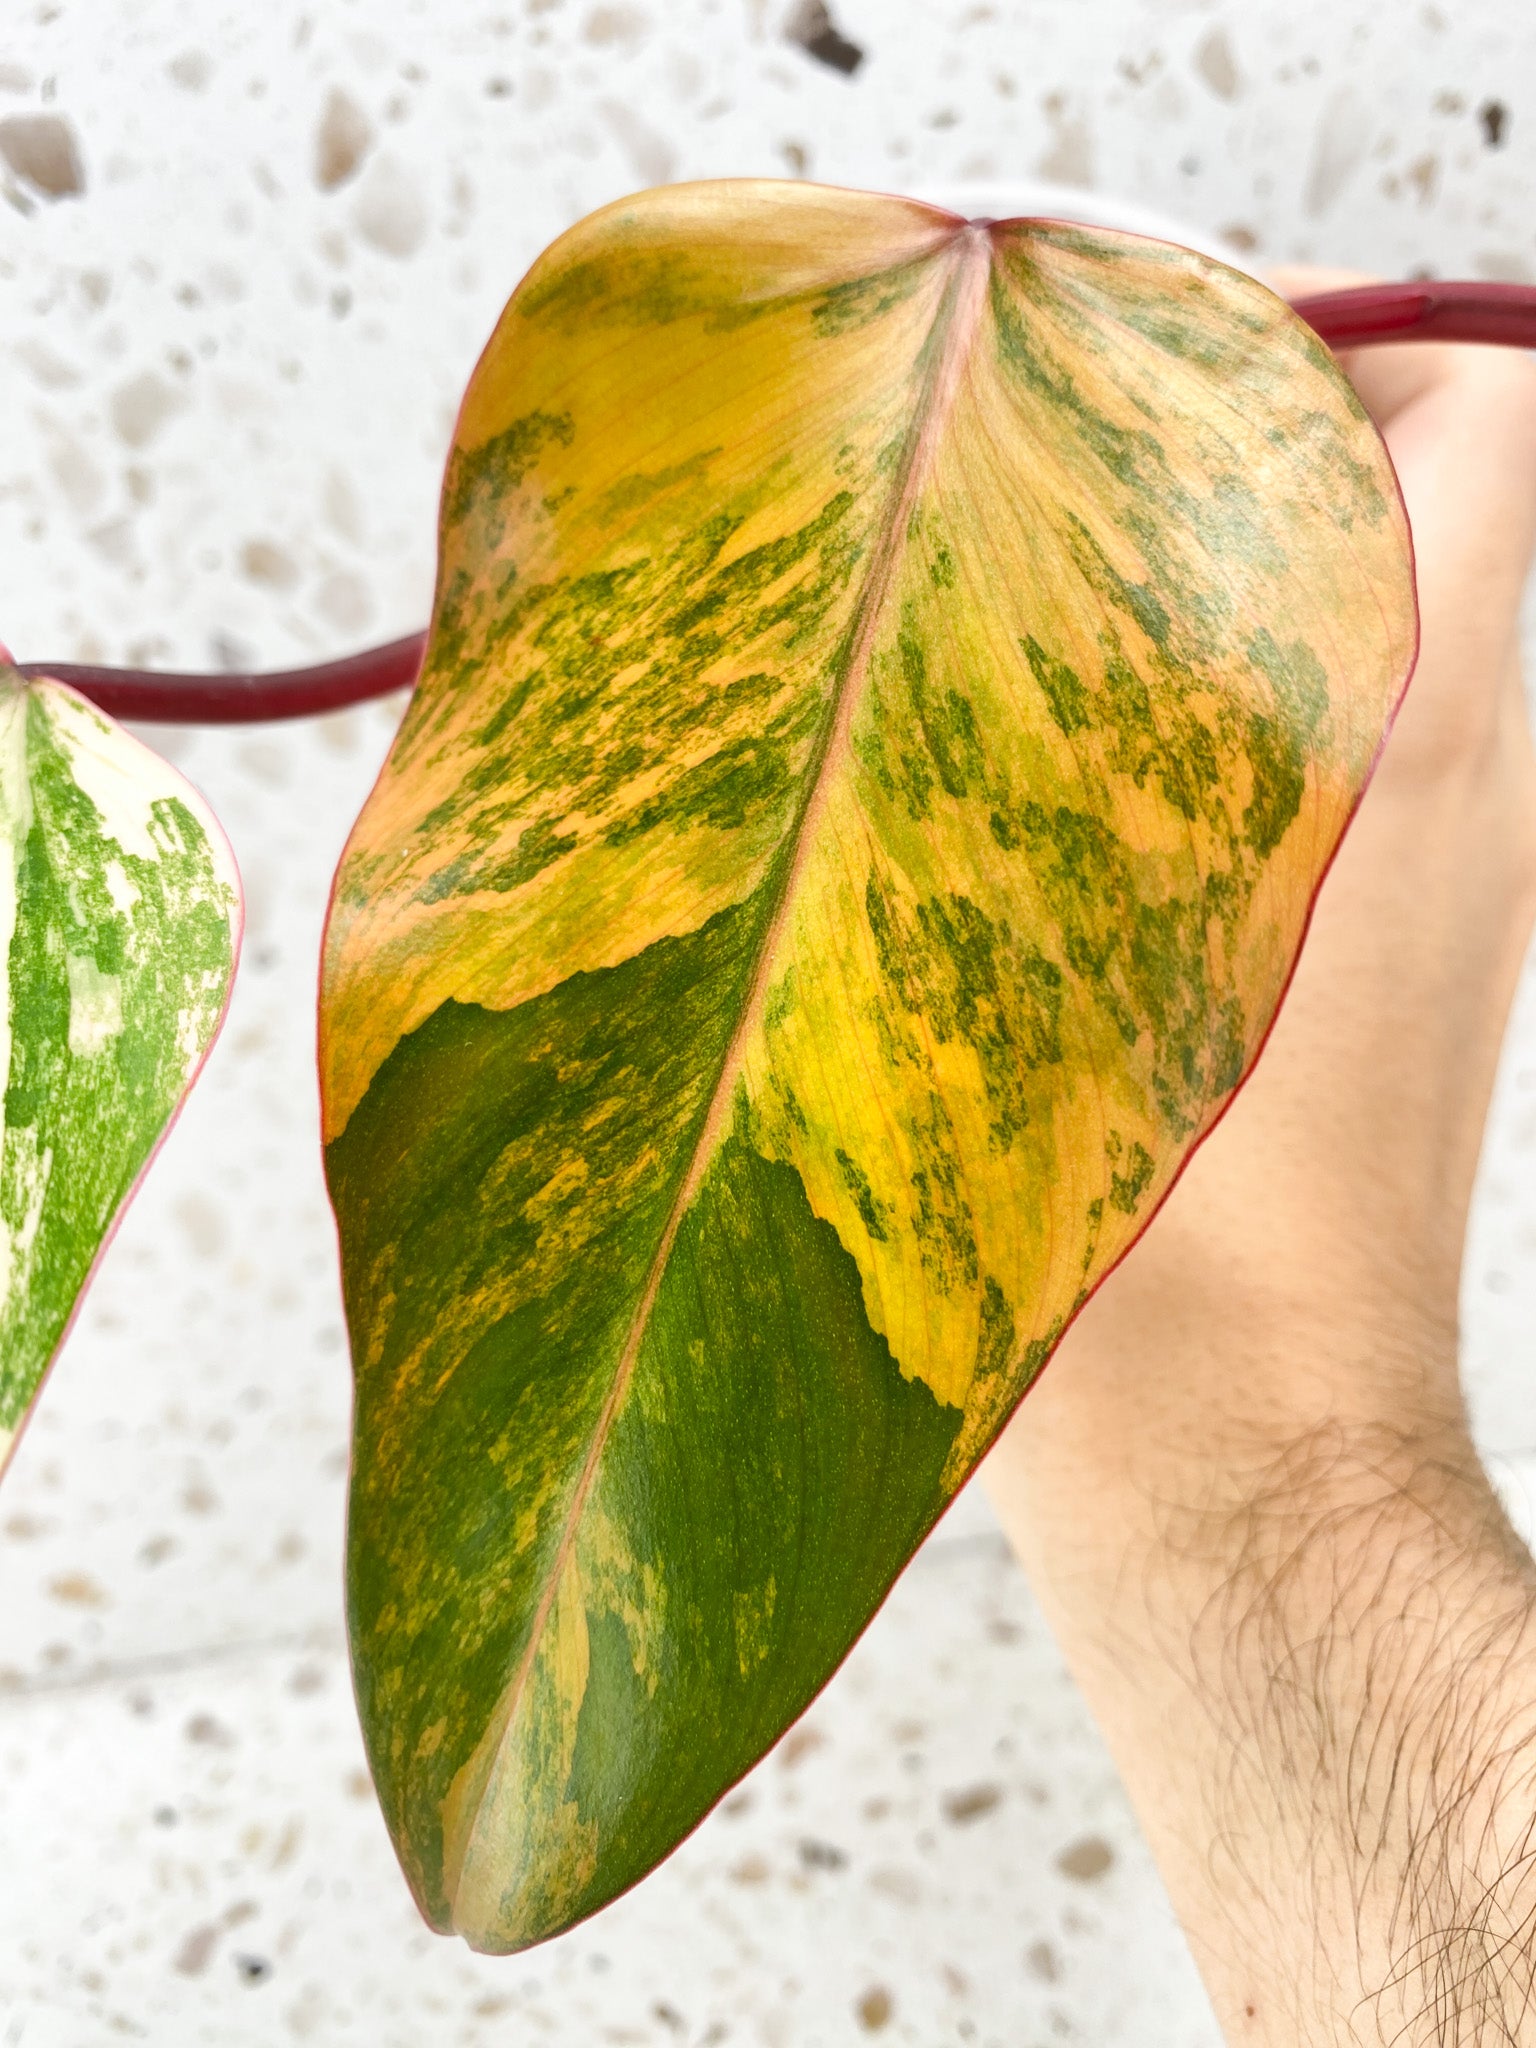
[0,113,85,198]
[856,1985,894,2031]
[779,1723,827,1767]
[799,1836,848,1871]
[1056,1834,1115,1883]
[942,1782,1004,1824]
[1028,1938,1062,1983]
[785,0,865,75]
[1480,99,1509,147]
[173,1925,219,1978]
[184,1711,234,1747]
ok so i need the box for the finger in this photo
[1263,263,1469,425]
[1334,338,1500,427]
[1387,348,1536,634]
[1365,350,1536,785]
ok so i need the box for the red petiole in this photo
[14,279,1536,725]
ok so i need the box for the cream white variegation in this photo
[0,666,242,1473]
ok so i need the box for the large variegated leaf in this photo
[0,667,241,1475]
[321,181,1416,1951]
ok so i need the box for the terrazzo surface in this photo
[1,2,1535,2042]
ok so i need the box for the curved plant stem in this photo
[14,633,428,724]
[14,279,1536,726]
[1289,279,1536,350]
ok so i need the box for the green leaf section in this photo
[0,672,241,1468]
[329,885,958,1941]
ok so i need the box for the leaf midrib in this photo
[443,217,993,1918]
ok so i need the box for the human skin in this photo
[982,270,1536,2044]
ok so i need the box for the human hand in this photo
[982,267,1536,2043]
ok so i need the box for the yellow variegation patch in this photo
[321,181,1415,1951]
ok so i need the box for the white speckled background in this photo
[0,3,1533,2043]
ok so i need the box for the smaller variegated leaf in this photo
[0,667,242,1476]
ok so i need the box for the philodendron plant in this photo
[7,179,1535,1955]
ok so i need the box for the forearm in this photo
[986,1333,1536,2045]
